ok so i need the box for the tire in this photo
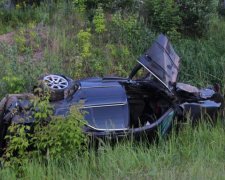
[35,74,74,101]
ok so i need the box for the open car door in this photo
[138,34,180,90]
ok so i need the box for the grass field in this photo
[0,122,225,180]
[0,1,225,179]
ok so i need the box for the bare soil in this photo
[0,25,47,61]
[0,31,15,45]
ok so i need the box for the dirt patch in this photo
[0,24,47,61]
[33,51,44,61]
[0,31,15,45]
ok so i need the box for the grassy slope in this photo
[0,1,225,179]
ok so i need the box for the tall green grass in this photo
[175,17,225,89]
[1,14,225,98]
[0,121,225,179]
[0,1,225,179]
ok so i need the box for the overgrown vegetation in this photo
[0,0,224,178]
[1,96,87,175]
[1,121,225,179]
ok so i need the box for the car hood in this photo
[138,34,180,90]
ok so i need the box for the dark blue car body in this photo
[1,35,223,143]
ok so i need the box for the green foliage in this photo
[1,121,225,179]
[32,95,53,120]
[0,4,48,34]
[33,105,87,160]
[142,0,181,36]
[0,43,45,99]
[73,0,86,12]
[105,43,132,76]
[2,124,31,172]
[207,16,225,56]
[177,0,216,36]
[175,19,225,88]
[142,0,217,37]
[1,74,25,94]
[0,96,52,171]
[0,1,225,178]
[110,12,154,53]
[77,29,92,58]
[93,6,106,33]
[14,27,27,53]
[85,0,136,12]
[14,23,40,54]
[0,0,223,90]
[1,96,87,176]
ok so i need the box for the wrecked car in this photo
[0,34,224,149]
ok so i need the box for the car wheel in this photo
[36,74,73,101]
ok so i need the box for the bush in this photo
[1,74,25,94]
[0,43,46,99]
[2,124,31,173]
[33,105,87,160]
[142,0,216,37]
[0,1,48,34]
[1,96,87,174]
[109,12,154,53]
[93,6,106,33]
[0,0,42,8]
[176,0,216,36]
[142,0,181,36]
[85,0,136,12]
[14,23,40,54]
[72,0,86,12]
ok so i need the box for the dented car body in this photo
[0,34,223,148]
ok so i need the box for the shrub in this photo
[93,6,106,33]
[1,0,42,8]
[0,1,48,34]
[0,42,45,98]
[142,0,181,36]
[110,12,154,53]
[1,74,25,94]
[1,96,87,174]
[85,0,136,12]
[176,0,216,36]
[33,105,87,160]
[14,23,40,54]
[142,0,216,37]
[72,0,86,12]
[77,29,92,58]
[2,124,31,173]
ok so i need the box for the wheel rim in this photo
[43,75,68,90]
